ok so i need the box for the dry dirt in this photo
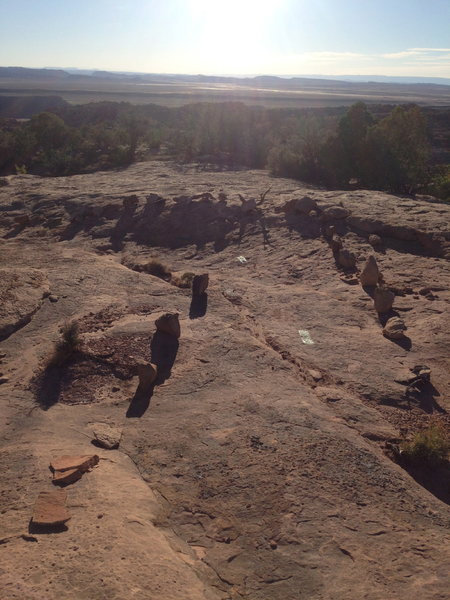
[0,161,449,600]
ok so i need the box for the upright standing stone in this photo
[155,312,181,338]
[374,286,395,313]
[136,359,158,390]
[360,255,379,286]
[192,273,209,296]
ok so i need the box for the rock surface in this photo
[0,161,449,600]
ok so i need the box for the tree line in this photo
[0,100,448,200]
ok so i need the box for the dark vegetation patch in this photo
[0,100,449,200]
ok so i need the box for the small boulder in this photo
[32,489,70,527]
[92,424,122,450]
[359,255,379,287]
[368,234,383,249]
[374,286,395,313]
[383,317,407,339]
[155,312,181,339]
[321,205,350,221]
[294,196,317,214]
[338,249,356,269]
[192,273,209,296]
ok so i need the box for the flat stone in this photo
[53,467,84,485]
[32,489,70,527]
[50,455,99,473]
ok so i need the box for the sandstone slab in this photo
[32,489,70,527]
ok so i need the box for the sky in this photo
[1,0,450,77]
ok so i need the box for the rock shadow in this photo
[35,366,63,410]
[189,293,208,319]
[28,520,68,534]
[4,223,27,239]
[150,330,179,384]
[126,383,155,418]
[59,220,84,241]
[401,461,450,505]
[408,382,446,415]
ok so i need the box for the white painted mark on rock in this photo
[299,330,314,345]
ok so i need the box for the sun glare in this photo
[188,0,281,72]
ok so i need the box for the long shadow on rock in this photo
[35,366,63,410]
[150,331,179,384]
[28,520,68,534]
[189,293,208,319]
[126,384,155,418]
[59,220,84,241]
[409,382,446,415]
[401,460,450,505]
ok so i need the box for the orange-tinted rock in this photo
[50,455,99,473]
[32,489,70,527]
[52,467,83,485]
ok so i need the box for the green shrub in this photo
[47,321,80,368]
[401,425,449,466]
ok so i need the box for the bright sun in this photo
[188,0,281,72]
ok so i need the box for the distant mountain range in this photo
[1,66,450,88]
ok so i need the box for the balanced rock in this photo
[383,317,407,339]
[155,312,181,338]
[374,286,395,313]
[360,255,379,286]
[192,273,209,296]
[136,360,158,389]
[32,489,71,527]
[338,249,356,269]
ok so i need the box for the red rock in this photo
[32,489,70,526]
[50,455,99,473]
